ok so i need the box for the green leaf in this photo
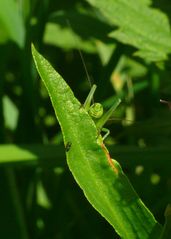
[86,0,171,61]
[3,95,19,130]
[31,44,162,238]
[44,22,96,53]
[44,9,113,53]
[0,0,25,47]
[0,144,64,167]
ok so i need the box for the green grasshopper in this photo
[65,85,121,153]
[83,84,121,141]
[82,84,121,174]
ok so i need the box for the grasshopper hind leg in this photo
[101,128,110,141]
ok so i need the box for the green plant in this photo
[1,0,171,238]
[31,44,162,239]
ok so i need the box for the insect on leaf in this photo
[31,44,162,239]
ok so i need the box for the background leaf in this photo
[0,0,25,47]
[86,0,171,61]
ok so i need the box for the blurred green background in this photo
[0,0,171,238]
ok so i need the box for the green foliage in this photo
[87,0,171,61]
[0,0,25,47]
[32,44,162,238]
[0,0,171,238]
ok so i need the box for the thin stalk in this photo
[6,168,29,239]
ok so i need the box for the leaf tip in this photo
[31,43,36,57]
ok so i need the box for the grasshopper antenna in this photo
[66,19,94,103]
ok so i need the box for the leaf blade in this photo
[32,44,162,238]
[86,0,171,61]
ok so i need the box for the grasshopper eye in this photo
[88,103,103,119]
